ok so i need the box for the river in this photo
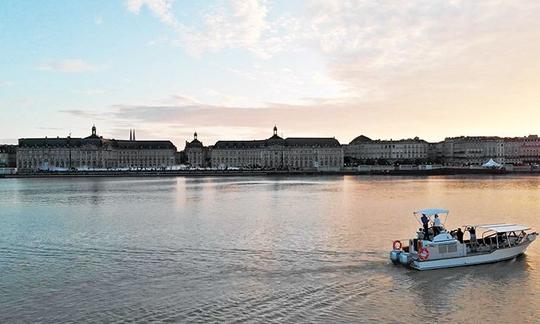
[1,176,539,322]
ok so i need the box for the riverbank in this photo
[0,167,518,178]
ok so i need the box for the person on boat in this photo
[421,214,429,240]
[456,228,464,244]
[469,226,476,242]
[433,214,442,236]
[468,226,477,252]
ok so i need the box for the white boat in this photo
[390,208,538,270]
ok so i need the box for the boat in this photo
[390,208,537,270]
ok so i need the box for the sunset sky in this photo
[1,0,540,148]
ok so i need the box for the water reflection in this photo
[1,175,540,322]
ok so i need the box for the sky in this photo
[1,0,540,148]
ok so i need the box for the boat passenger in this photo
[421,214,429,240]
[519,230,527,242]
[467,226,477,252]
[456,228,464,244]
[433,214,442,236]
[469,226,476,242]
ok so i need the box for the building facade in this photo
[17,125,176,172]
[0,145,17,167]
[507,135,540,164]
[440,136,505,165]
[209,126,343,171]
[344,135,430,163]
[345,134,540,166]
[184,132,208,167]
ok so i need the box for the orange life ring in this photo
[392,240,402,250]
[418,247,429,261]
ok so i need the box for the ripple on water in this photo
[1,176,540,322]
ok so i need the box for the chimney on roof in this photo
[133,129,136,141]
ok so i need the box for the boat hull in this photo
[411,242,532,270]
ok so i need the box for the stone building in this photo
[17,125,176,172]
[0,145,17,167]
[344,135,430,163]
[210,126,343,171]
[441,136,505,165]
[505,135,540,164]
[184,132,208,167]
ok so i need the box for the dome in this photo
[350,135,372,145]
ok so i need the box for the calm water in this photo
[1,175,540,323]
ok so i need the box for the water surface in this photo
[1,176,539,322]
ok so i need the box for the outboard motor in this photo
[399,252,411,266]
[389,250,401,265]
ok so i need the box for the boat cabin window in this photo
[438,243,457,254]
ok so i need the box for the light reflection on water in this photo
[0,175,540,322]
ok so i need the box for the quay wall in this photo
[0,168,519,178]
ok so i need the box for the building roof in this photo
[111,140,176,150]
[350,135,427,145]
[185,138,204,149]
[18,125,177,150]
[214,137,341,149]
[284,137,341,147]
[214,140,266,149]
[266,134,285,145]
[18,137,176,150]
[350,135,372,144]
[19,137,83,148]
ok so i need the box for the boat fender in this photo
[418,247,429,261]
[393,240,402,250]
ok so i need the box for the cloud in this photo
[0,80,14,87]
[125,0,275,57]
[72,89,106,95]
[37,59,102,73]
[59,109,106,120]
[188,0,269,55]
[0,138,18,144]
[112,1,540,143]
[303,0,540,98]
[58,94,364,143]
[94,16,104,25]
[125,0,177,27]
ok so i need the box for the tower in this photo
[273,125,277,136]
[194,131,198,140]
[92,124,97,136]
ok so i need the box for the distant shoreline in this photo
[1,168,532,179]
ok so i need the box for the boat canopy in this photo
[413,208,449,216]
[477,224,530,233]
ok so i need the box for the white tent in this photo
[482,159,502,168]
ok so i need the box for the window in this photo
[438,243,457,254]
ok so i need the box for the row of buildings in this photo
[343,134,540,166]
[16,125,177,172]
[185,126,343,171]
[12,125,343,172]
[6,124,540,173]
